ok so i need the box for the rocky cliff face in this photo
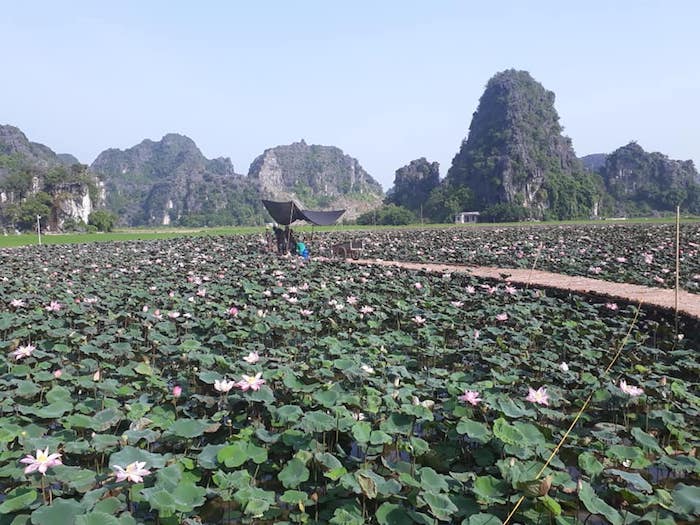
[597,142,700,214]
[91,134,261,226]
[248,140,383,220]
[387,158,439,212]
[0,124,101,231]
[445,70,600,219]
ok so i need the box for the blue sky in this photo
[3,1,699,190]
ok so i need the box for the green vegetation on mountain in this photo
[596,142,700,215]
[443,69,603,220]
[386,158,440,213]
[248,140,383,220]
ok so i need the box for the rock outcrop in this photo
[248,140,383,220]
[386,158,440,213]
[597,142,700,214]
[0,124,102,231]
[445,69,601,219]
[91,134,262,226]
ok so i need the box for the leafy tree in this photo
[88,210,118,232]
[356,205,417,226]
[17,192,52,231]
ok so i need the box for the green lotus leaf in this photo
[456,419,490,444]
[300,411,336,433]
[462,513,501,525]
[578,452,604,477]
[165,418,210,438]
[275,404,303,424]
[233,486,275,517]
[329,505,364,525]
[90,408,123,432]
[472,475,508,504]
[630,427,663,453]
[0,487,37,514]
[604,469,652,494]
[30,497,84,525]
[578,481,623,525]
[351,421,372,443]
[420,467,449,493]
[492,417,524,445]
[74,512,121,525]
[421,492,458,521]
[673,483,700,516]
[376,502,413,525]
[278,458,310,488]
[109,446,169,469]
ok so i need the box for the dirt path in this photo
[329,257,700,320]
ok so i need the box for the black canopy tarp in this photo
[262,200,345,226]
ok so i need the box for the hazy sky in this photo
[3,1,699,190]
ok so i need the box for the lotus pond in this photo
[314,222,700,291]
[0,237,698,524]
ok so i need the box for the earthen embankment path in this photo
[328,257,700,320]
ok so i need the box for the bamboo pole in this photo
[675,205,680,331]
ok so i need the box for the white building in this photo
[455,211,480,224]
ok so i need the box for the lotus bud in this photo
[93,370,101,381]
[660,376,667,386]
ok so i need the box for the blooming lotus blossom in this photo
[214,378,236,393]
[504,285,517,295]
[615,256,627,263]
[53,369,62,379]
[450,301,464,308]
[112,461,151,483]
[228,307,239,317]
[196,289,206,297]
[643,253,653,264]
[172,385,182,397]
[360,305,375,314]
[45,301,62,312]
[412,315,426,325]
[465,285,476,294]
[414,282,423,290]
[93,370,101,381]
[236,372,265,391]
[10,344,35,361]
[458,390,482,406]
[559,362,569,372]
[605,302,618,311]
[346,296,358,305]
[10,299,26,308]
[300,309,313,316]
[20,447,62,475]
[243,351,260,364]
[168,311,181,319]
[619,380,644,396]
[526,386,549,406]
[588,266,602,275]
[495,312,508,322]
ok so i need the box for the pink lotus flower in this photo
[53,369,63,379]
[300,309,313,316]
[243,351,260,364]
[643,253,653,264]
[605,302,618,311]
[93,370,101,381]
[559,362,569,372]
[526,386,549,406]
[619,380,644,397]
[228,307,239,317]
[346,296,358,305]
[615,256,627,263]
[360,305,375,314]
[414,282,423,290]
[20,447,62,475]
[45,301,62,312]
[172,385,182,398]
[459,390,482,406]
[10,299,26,308]
[196,289,206,297]
[495,312,508,322]
[413,315,426,325]
[474,329,480,340]
[168,311,181,319]
[112,461,151,483]
[214,378,236,393]
[10,344,35,361]
[450,301,464,308]
[504,285,517,295]
[465,285,476,294]
[588,266,602,275]
[236,372,265,392]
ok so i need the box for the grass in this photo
[1,215,698,248]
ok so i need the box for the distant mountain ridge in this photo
[248,140,383,219]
